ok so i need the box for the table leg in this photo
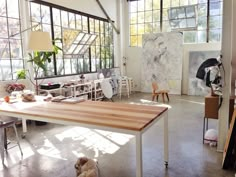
[22,118,27,138]
[136,132,143,177]
[164,111,169,168]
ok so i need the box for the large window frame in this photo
[0,0,24,81]
[30,1,114,79]
[129,0,223,47]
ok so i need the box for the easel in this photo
[222,108,236,169]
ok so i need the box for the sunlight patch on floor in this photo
[55,127,133,156]
[37,139,67,160]
[128,99,172,108]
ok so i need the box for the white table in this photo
[0,99,168,177]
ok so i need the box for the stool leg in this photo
[156,95,159,102]
[152,95,155,101]
[13,124,23,156]
[203,117,206,144]
[166,93,169,102]
[162,93,165,103]
[0,128,5,164]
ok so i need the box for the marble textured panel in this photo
[141,32,183,94]
[188,51,220,96]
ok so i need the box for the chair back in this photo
[152,82,159,93]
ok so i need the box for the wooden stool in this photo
[152,82,169,103]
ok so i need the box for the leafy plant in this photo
[28,38,62,78]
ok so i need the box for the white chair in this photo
[128,77,134,94]
[0,117,23,164]
[101,79,113,101]
[118,77,130,99]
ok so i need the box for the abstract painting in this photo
[141,32,183,94]
[188,51,220,96]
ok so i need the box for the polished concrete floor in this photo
[0,93,235,177]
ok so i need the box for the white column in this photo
[217,0,234,151]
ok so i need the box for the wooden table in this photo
[0,98,168,177]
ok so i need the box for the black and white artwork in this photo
[141,32,183,94]
[188,51,220,96]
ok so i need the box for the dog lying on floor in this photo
[75,157,99,177]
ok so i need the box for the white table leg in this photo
[164,111,169,168]
[22,118,27,138]
[136,132,143,177]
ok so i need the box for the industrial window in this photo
[0,0,24,81]
[129,0,223,47]
[30,1,114,78]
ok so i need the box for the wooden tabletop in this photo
[0,99,167,131]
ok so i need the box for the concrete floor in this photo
[0,93,235,177]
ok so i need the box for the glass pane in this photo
[0,0,6,17]
[162,9,168,21]
[145,11,152,23]
[198,16,207,30]
[137,0,144,12]
[0,60,11,80]
[170,19,180,29]
[7,0,19,18]
[8,18,20,39]
[84,59,90,72]
[130,35,137,46]
[76,14,82,30]
[78,59,83,73]
[130,1,137,13]
[91,59,96,72]
[71,59,77,74]
[89,18,95,33]
[153,0,160,9]
[186,18,196,28]
[153,22,161,33]
[69,12,76,29]
[130,12,137,24]
[197,30,206,43]
[64,59,71,74]
[95,20,99,33]
[153,10,160,21]
[145,23,152,33]
[0,39,10,58]
[0,17,8,38]
[184,31,197,43]
[178,7,186,18]
[209,16,221,28]
[41,5,50,24]
[53,8,61,26]
[210,1,221,16]
[163,0,170,8]
[209,29,221,42]
[82,16,88,32]
[61,11,68,27]
[54,26,62,39]
[189,0,197,5]
[145,0,152,11]
[162,21,171,32]
[130,24,137,35]
[198,3,207,16]
[10,39,22,58]
[137,12,144,23]
[169,9,178,20]
[12,59,24,79]
[171,0,179,7]
[180,0,188,6]
[179,19,187,28]
[186,6,195,18]
[137,24,144,34]
[137,35,142,47]
[56,59,64,75]
[30,3,41,22]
